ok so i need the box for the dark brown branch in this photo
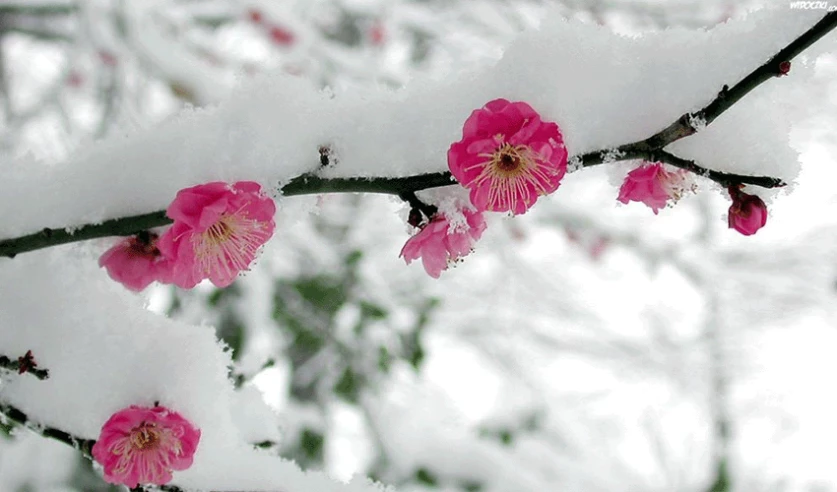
[574,148,786,188]
[577,11,837,166]
[0,12,834,259]
[0,211,170,259]
[655,151,785,188]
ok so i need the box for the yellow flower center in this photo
[130,423,160,451]
[491,143,530,175]
[192,210,268,278]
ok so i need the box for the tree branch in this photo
[0,399,275,492]
[0,12,834,259]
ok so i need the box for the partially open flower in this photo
[99,232,172,291]
[617,162,693,214]
[448,99,568,215]
[401,208,486,278]
[728,186,767,236]
[92,405,200,488]
[157,181,276,289]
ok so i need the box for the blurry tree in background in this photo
[0,1,836,492]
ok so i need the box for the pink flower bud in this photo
[777,61,791,77]
[268,25,295,46]
[247,9,263,24]
[727,187,767,236]
[369,23,386,46]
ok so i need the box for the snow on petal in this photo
[617,162,693,214]
[400,207,486,278]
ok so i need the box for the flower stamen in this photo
[448,99,568,214]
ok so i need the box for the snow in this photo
[0,433,77,492]
[0,249,388,492]
[0,7,829,239]
[0,5,835,491]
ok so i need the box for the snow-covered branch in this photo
[0,402,95,460]
[575,11,837,180]
[0,350,49,379]
[0,11,831,259]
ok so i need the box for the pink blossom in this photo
[157,181,276,289]
[99,232,172,292]
[617,162,691,214]
[92,405,201,488]
[448,99,568,215]
[728,187,767,235]
[268,25,295,46]
[400,208,486,278]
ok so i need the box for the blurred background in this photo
[1,1,836,491]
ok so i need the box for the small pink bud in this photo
[247,9,263,24]
[66,71,83,88]
[369,23,386,46]
[589,237,609,261]
[727,186,767,236]
[777,61,791,76]
[268,25,295,46]
[98,51,118,66]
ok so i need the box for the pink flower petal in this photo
[448,99,568,215]
[99,234,173,291]
[159,181,276,289]
[728,188,768,235]
[92,405,201,488]
[400,207,486,278]
[617,162,690,214]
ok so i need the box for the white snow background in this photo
[0,3,835,491]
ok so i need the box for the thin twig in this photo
[0,350,50,379]
[576,11,837,166]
